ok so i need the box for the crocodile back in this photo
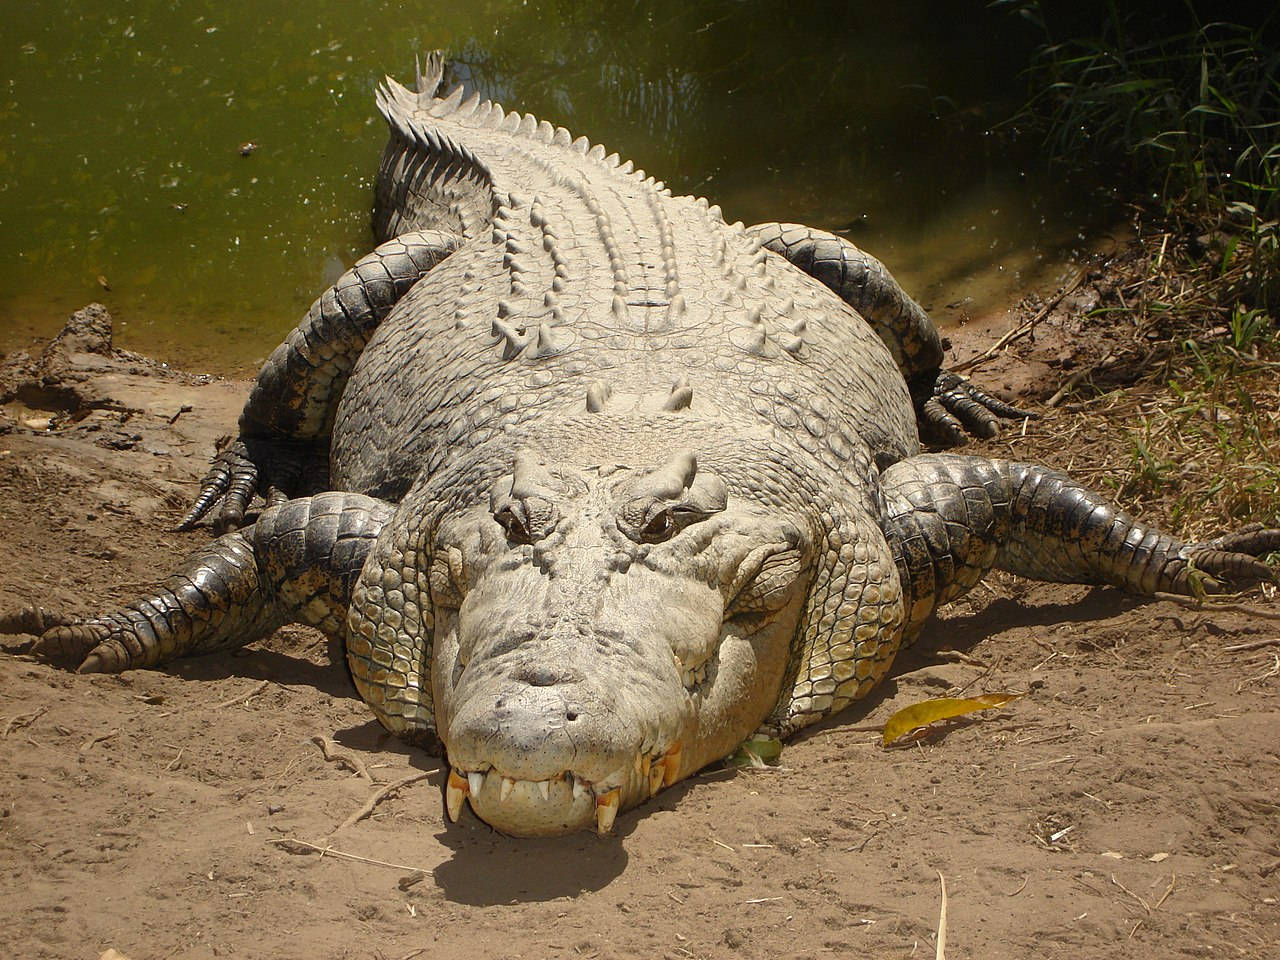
[332,73,918,501]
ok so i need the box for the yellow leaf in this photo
[882,693,1023,746]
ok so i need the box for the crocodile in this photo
[21,58,1278,837]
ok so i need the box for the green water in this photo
[0,1,1101,374]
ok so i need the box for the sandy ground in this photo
[0,291,1277,960]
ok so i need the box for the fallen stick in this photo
[311,735,373,782]
[266,837,434,874]
[1046,346,1116,408]
[80,729,118,753]
[2,706,47,738]
[332,771,435,834]
[216,679,271,709]
[1221,637,1280,652]
[1152,592,1280,622]
[935,870,948,960]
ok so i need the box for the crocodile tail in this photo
[372,58,496,243]
[415,50,446,100]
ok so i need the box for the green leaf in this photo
[728,734,784,767]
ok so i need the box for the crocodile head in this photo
[405,448,815,836]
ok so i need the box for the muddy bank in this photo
[0,297,1277,960]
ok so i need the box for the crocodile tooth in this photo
[537,780,551,802]
[500,777,515,803]
[662,743,682,786]
[595,789,620,835]
[633,753,643,776]
[572,777,589,802]
[445,768,468,822]
[467,771,485,797]
[648,759,665,796]
[640,754,652,779]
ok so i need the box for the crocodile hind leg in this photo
[179,230,461,531]
[880,453,1280,644]
[745,221,1034,444]
[27,493,392,672]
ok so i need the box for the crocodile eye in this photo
[494,505,533,544]
[639,508,675,543]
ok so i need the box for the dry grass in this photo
[992,221,1279,544]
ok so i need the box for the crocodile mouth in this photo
[446,741,683,836]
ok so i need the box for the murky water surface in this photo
[1,1,1105,373]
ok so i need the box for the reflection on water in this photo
[0,0,1108,373]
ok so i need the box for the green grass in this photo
[994,2,1280,541]
[996,1,1280,310]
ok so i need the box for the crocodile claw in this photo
[912,369,1036,446]
[177,439,259,531]
[177,437,314,532]
[0,604,130,672]
[1184,523,1280,591]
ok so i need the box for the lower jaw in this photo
[446,745,684,836]
[467,776,601,836]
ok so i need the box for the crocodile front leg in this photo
[745,222,1034,444]
[26,493,392,672]
[881,454,1279,643]
[179,230,461,530]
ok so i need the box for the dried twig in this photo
[1237,654,1280,693]
[311,735,373,782]
[216,679,271,709]
[1221,637,1280,653]
[2,706,47,738]
[1047,346,1117,408]
[1151,593,1280,621]
[332,771,435,834]
[1110,873,1150,914]
[935,870,948,960]
[266,837,434,874]
[80,729,118,753]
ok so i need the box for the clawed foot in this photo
[1182,523,1280,592]
[33,616,143,673]
[0,605,143,673]
[178,437,314,532]
[911,370,1037,445]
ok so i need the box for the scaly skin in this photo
[13,55,1278,837]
